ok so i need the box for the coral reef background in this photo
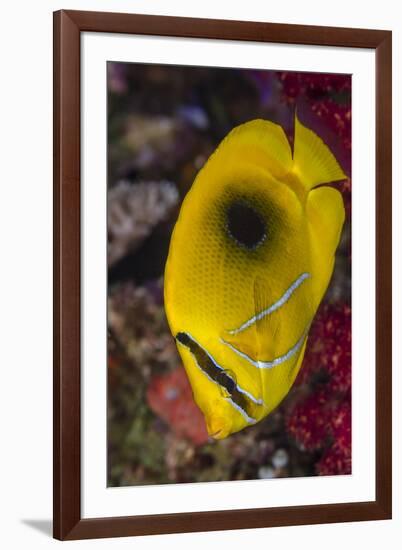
[107,63,352,486]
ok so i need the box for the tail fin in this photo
[292,114,346,191]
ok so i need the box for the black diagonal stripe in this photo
[176,332,255,419]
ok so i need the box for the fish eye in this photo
[226,201,266,249]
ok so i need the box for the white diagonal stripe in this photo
[227,272,311,335]
[220,328,308,370]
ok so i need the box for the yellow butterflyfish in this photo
[164,114,346,439]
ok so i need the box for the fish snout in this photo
[205,414,232,440]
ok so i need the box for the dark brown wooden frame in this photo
[53,9,392,541]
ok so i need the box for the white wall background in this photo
[0,0,399,548]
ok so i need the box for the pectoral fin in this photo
[306,185,346,296]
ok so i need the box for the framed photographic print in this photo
[53,10,392,540]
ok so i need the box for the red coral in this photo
[317,304,352,393]
[288,303,352,475]
[317,432,352,476]
[147,368,208,446]
[286,390,331,451]
[286,393,352,475]
[297,303,351,393]
[278,72,351,103]
[310,99,351,150]
[315,398,352,475]
[330,400,351,450]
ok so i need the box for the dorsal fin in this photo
[211,119,293,180]
[292,114,346,191]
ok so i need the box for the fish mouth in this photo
[208,427,226,440]
[176,332,263,424]
[205,416,229,439]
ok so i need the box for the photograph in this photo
[0,1,395,546]
[106,62,352,487]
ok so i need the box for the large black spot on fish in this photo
[226,201,266,249]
